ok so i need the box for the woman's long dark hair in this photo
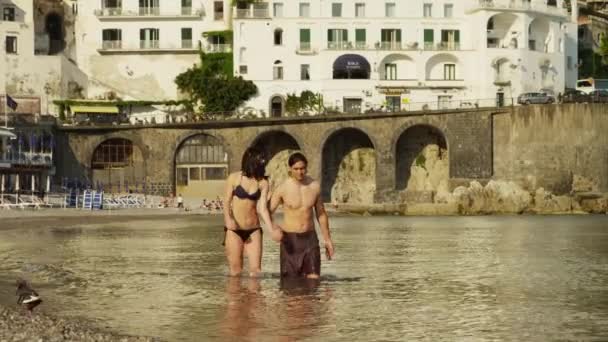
[241,147,267,180]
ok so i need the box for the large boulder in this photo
[531,187,572,214]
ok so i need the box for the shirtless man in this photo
[270,152,335,279]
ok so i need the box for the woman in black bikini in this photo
[223,147,282,276]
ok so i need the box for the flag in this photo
[6,95,18,111]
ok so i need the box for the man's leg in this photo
[225,230,244,276]
[303,246,321,279]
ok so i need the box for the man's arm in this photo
[314,184,334,259]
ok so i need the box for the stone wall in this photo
[493,104,608,194]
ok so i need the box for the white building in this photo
[233,0,579,115]
[75,0,233,101]
[1,0,87,116]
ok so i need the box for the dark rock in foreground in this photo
[0,305,159,342]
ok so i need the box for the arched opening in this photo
[274,28,283,45]
[321,128,375,204]
[270,95,284,117]
[332,54,371,79]
[91,138,145,193]
[378,53,415,80]
[425,53,459,80]
[529,17,551,52]
[273,60,283,80]
[174,134,227,199]
[395,125,448,194]
[45,12,64,55]
[250,131,300,190]
[486,13,519,49]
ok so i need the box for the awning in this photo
[0,128,16,138]
[333,54,371,79]
[70,105,119,114]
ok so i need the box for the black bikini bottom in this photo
[223,227,263,245]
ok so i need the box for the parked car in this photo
[562,89,590,103]
[517,92,555,105]
[588,89,608,103]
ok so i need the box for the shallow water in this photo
[0,215,607,341]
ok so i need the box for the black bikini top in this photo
[232,175,261,201]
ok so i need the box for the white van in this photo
[576,78,608,94]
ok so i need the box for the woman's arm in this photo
[257,180,273,231]
[223,173,237,230]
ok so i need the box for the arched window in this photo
[273,60,283,80]
[274,28,283,45]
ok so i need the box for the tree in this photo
[598,33,608,65]
[285,91,324,116]
[175,52,257,115]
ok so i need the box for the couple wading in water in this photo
[223,148,335,279]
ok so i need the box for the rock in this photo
[579,197,608,214]
[572,174,599,193]
[532,187,573,214]
[405,145,449,193]
[330,148,376,204]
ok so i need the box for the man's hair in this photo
[241,147,267,179]
[288,152,308,167]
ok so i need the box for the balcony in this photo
[493,75,511,86]
[467,0,567,17]
[94,7,203,20]
[235,5,270,19]
[424,42,461,51]
[424,79,466,88]
[376,42,420,51]
[203,43,232,53]
[98,40,198,54]
[296,43,318,55]
[327,41,352,50]
[0,151,53,168]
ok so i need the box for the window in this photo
[299,28,311,50]
[5,36,17,54]
[386,96,400,112]
[240,65,248,74]
[440,30,459,50]
[328,29,348,49]
[332,3,342,17]
[3,6,15,21]
[424,29,434,49]
[438,95,452,109]
[444,64,456,80]
[444,4,453,18]
[139,28,159,49]
[299,2,310,17]
[381,29,401,49]
[355,28,366,48]
[214,1,223,20]
[301,64,310,80]
[423,3,432,17]
[274,29,283,45]
[385,63,397,80]
[102,0,121,8]
[181,28,192,48]
[102,29,122,49]
[273,60,283,80]
[355,3,365,17]
[189,167,201,181]
[139,0,159,15]
[181,0,192,14]
[385,3,396,17]
[273,2,283,17]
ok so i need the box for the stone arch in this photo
[250,130,302,190]
[378,53,415,80]
[91,138,145,193]
[174,133,228,199]
[269,94,285,117]
[425,53,459,80]
[321,127,376,203]
[529,17,551,52]
[45,12,64,55]
[486,12,519,48]
[394,125,448,191]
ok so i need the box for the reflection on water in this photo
[0,215,607,341]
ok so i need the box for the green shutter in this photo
[424,29,434,43]
[455,30,460,43]
[327,29,333,42]
[355,29,366,43]
[300,29,310,43]
[342,29,348,41]
[381,29,388,42]
[396,29,401,42]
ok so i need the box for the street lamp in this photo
[43,83,51,115]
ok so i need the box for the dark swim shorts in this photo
[280,230,321,277]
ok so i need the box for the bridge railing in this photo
[392,97,514,113]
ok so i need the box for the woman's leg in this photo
[225,230,244,276]
[244,229,263,277]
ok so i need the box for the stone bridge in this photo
[56,104,608,203]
